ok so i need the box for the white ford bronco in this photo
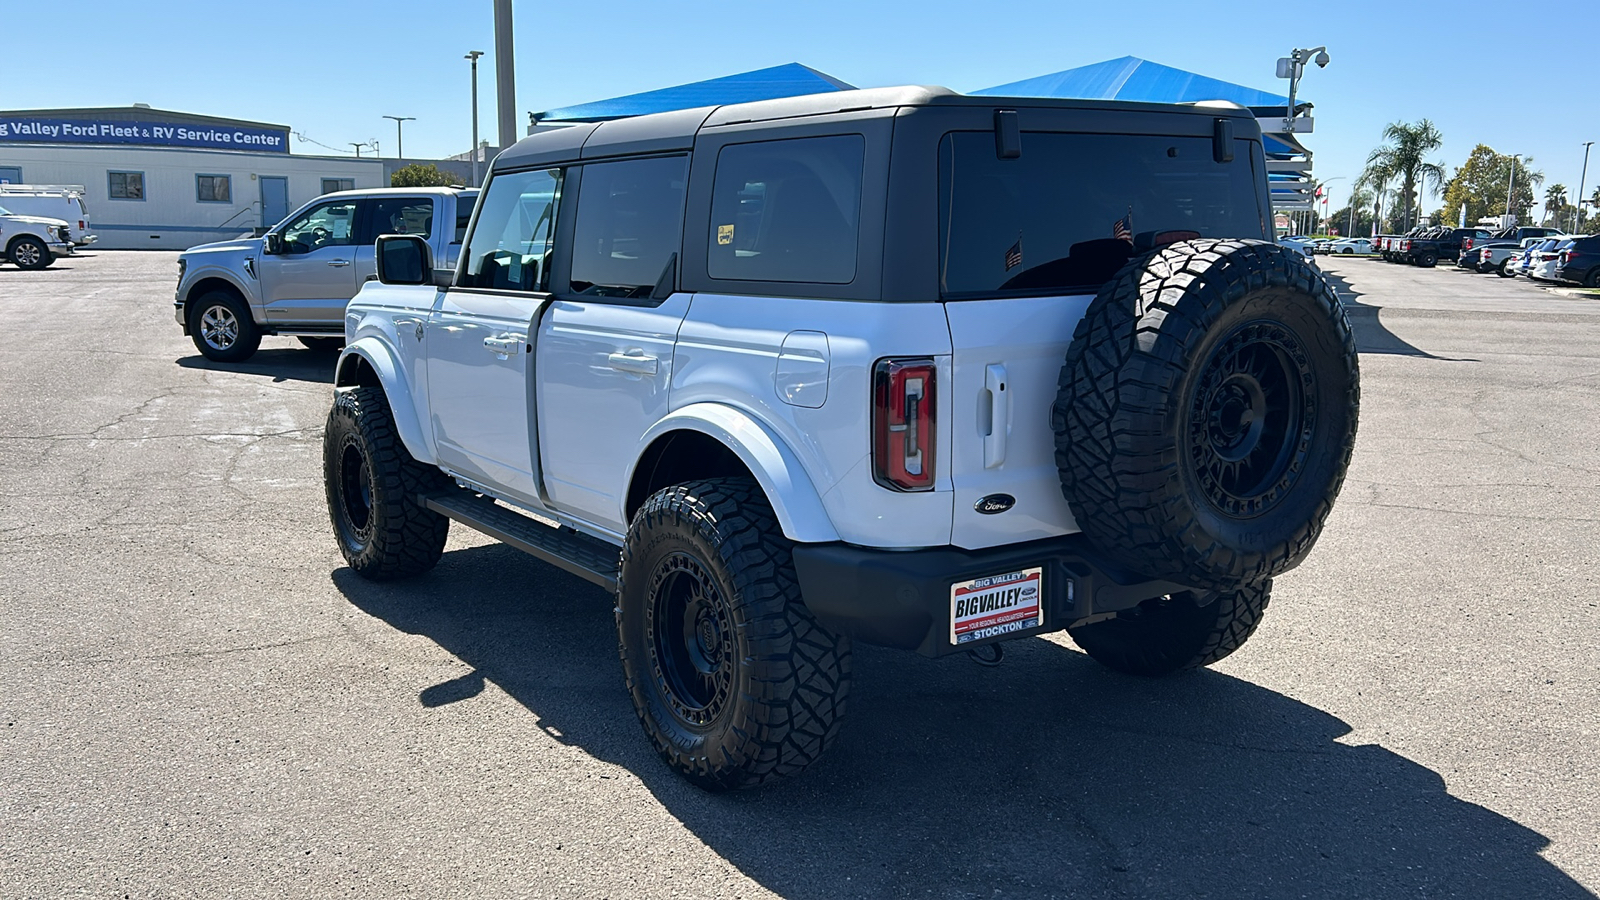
[174,187,477,362]
[323,88,1360,790]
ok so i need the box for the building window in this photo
[108,171,145,200]
[0,166,21,184]
[196,174,231,203]
[322,178,355,194]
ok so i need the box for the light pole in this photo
[383,115,415,160]
[1504,154,1521,221]
[494,0,517,150]
[466,51,485,187]
[350,142,364,159]
[1574,142,1593,233]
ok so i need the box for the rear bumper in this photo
[791,534,1190,659]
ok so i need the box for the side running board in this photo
[420,489,621,593]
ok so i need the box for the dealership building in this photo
[0,106,384,249]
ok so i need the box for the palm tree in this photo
[1355,160,1395,235]
[1365,120,1447,231]
[1544,184,1567,227]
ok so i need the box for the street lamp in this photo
[1505,154,1521,222]
[466,51,485,187]
[1575,142,1594,233]
[383,115,416,160]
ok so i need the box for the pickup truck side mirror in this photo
[375,234,432,286]
[264,233,281,255]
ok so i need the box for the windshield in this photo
[937,131,1265,297]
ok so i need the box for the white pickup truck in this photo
[173,187,476,361]
[0,204,74,269]
[323,88,1360,790]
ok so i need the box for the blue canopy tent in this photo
[975,57,1316,217]
[533,63,855,124]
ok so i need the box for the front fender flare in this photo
[335,337,435,466]
[632,403,839,544]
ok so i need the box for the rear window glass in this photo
[708,135,864,284]
[569,155,688,299]
[937,132,1265,297]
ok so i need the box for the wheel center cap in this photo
[696,615,721,659]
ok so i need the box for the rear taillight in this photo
[872,357,937,492]
[1402,240,1411,250]
[1464,238,1474,250]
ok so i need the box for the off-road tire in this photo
[1052,239,1359,590]
[1068,580,1272,676]
[323,386,450,580]
[298,336,344,353]
[188,290,261,363]
[617,478,851,791]
[8,236,52,270]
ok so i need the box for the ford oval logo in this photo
[975,494,1015,515]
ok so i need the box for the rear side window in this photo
[708,135,864,284]
[360,196,434,243]
[459,168,562,292]
[937,132,1265,296]
[454,192,478,243]
[568,155,688,299]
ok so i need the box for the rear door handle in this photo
[484,335,522,357]
[608,351,659,376]
[326,259,351,267]
[982,364,1008,468]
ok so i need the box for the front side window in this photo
[108,171,144,200]
[278,200,358,254]
[708,135,864,284]
[568,155,688,298]
[459,168,562,292]
[196,174,231,203]
[360,196,434,243]
[322,178,355,194]
[937,132,1265,296]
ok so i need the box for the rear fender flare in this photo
[334,337,435,466]
[631,403,839,543]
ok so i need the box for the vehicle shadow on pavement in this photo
[176,349,336,384]
[1320,268,1467,360]
[334,547,1592,900]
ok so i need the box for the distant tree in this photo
[1364,120,1447,231]
[1355,162,1395,234]
[1543,184,1568,226]
[390,163,463,188]
[1438,145,1542,227]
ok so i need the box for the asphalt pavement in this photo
[1,251,1596,898]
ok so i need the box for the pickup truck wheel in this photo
[1068,580,1271,676]
[8,236,51,270]
[1052,239,1359,590]
[323,386,450,580]
[617,478,851,791]
[1416,252,1437,268]
[297,336,344,353]
[1497,260,1515,278]
[188,291,261,363]
[1586,269,1600,289]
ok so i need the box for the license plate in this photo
[950,567,1043,645]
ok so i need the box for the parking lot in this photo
[2,251,1597,898]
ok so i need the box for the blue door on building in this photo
[259,176,289,230]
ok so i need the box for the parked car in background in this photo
[0,184,95,247]
[1517,238,1558,277]
[1554,234,1600,287]
[0,204,74,269]
[1328,237,1372,254]
[1460,226,1562,271]
[1278,236,1320,264]
[1530,238,1575,281]
[174,186,478,362]
[1479,235,1559,276]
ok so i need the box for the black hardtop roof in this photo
[494,85,1261,171]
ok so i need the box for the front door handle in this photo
[326,258,351,267]
[607,351,659,376]
[484,335,522,357]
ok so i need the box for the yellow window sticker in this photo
[717,224,734,245]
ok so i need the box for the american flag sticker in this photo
[1113,208,1133,244]
[1004,235,1023,270]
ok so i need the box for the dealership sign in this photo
[0,117,289,154]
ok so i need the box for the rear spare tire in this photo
[1052,239,1359,590]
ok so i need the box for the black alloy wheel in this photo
[647,550,736,728]
[1186,321,1314,518]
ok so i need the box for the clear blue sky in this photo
[16,0,1600,215]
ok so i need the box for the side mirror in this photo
[375,234,432,285]
[264,233,281,255]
